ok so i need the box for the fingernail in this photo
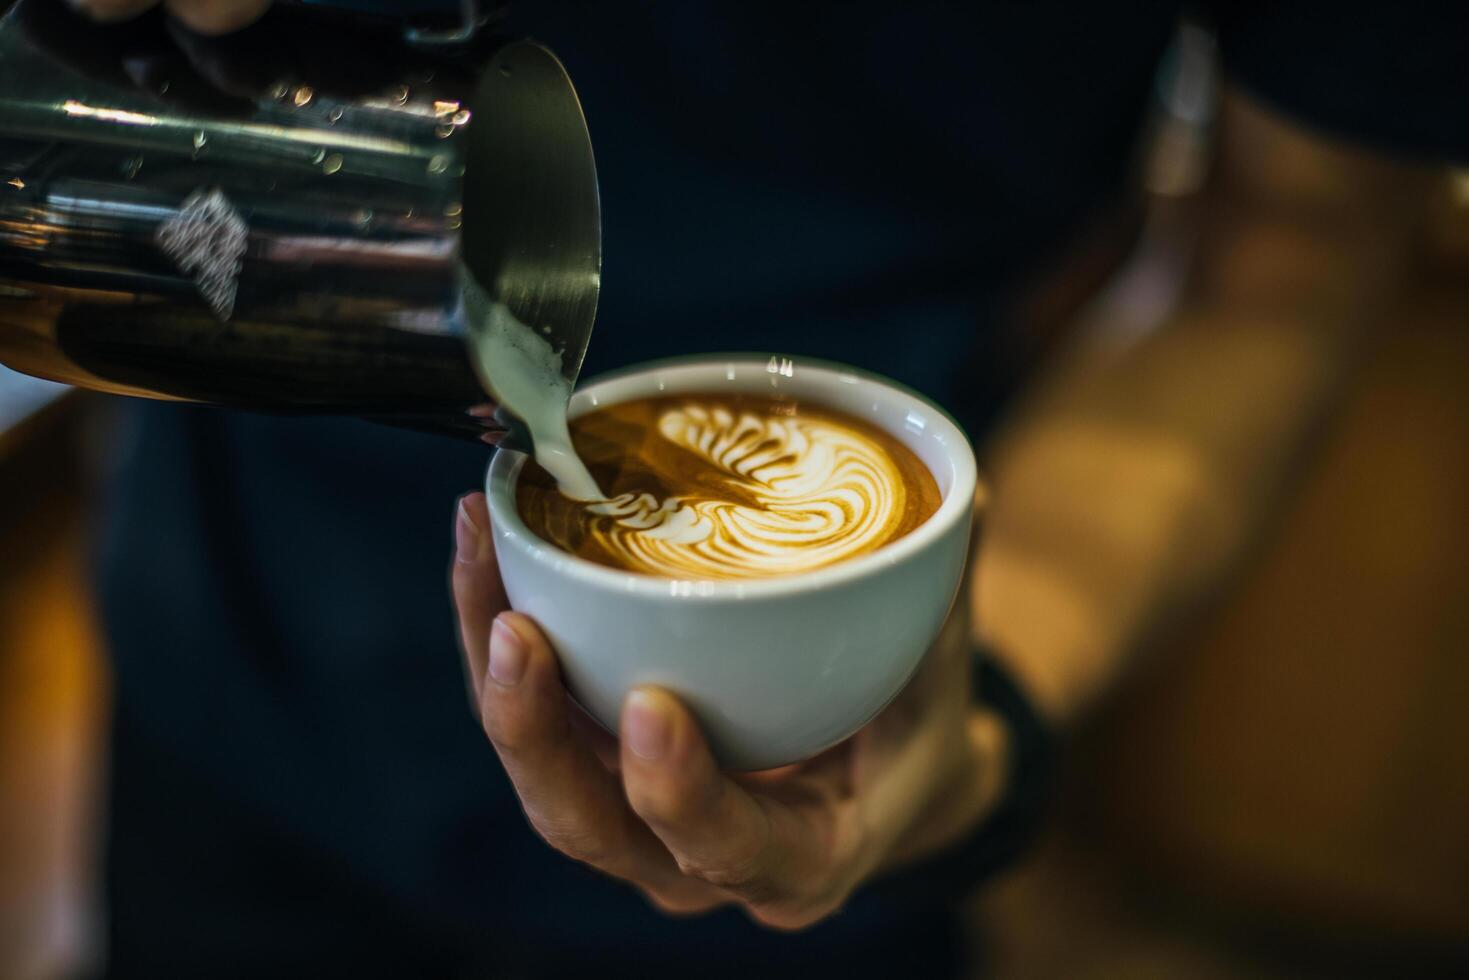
[455,498,485,565]
[623,690,670,762]
[488,616,527,687]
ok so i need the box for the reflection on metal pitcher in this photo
[155,188,249,321]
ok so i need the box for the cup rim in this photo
[486,354,978,600]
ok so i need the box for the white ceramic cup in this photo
[485,355,978,770]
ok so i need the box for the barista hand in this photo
[450,491,1007,929]
[70,0,270,34]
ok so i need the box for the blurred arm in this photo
[975,90,1434,724]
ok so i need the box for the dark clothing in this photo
[98,4,1468,977]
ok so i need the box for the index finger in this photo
[451,492,508,706]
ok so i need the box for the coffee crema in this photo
[515,394,941,579]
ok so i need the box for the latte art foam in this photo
[515,395,941,580]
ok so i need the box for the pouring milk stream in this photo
[462,266,604,502]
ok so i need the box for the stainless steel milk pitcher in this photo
[0,0,600,442]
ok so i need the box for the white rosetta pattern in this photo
[584,404,906,579]
[155,188,248,320]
